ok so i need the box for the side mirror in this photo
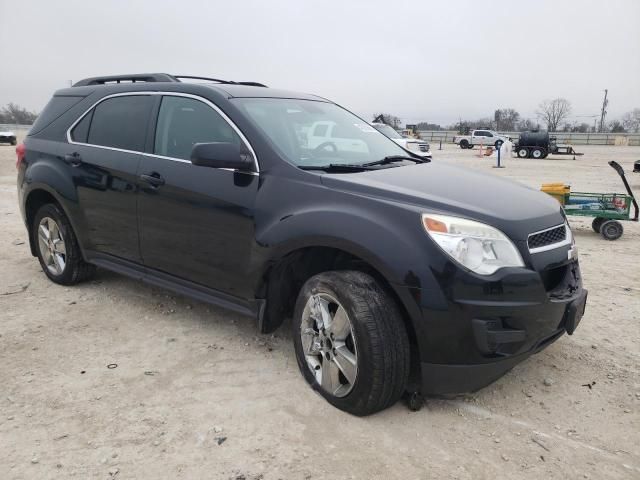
[190,142,254,171]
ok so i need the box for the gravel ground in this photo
[1,133,638,479]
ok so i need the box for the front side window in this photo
[234,98,407,167]
[154,96,241,160]
[85,95,153,151]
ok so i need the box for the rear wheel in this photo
[531,148,545,159]
[460,140,469,149]
[600,220,623,240]
[33,203,96,285]
[292,271,410,416]
[10,138,17,146]
[592,217,605,233]
[517,148,529,158]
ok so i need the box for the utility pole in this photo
[599,89,608,132]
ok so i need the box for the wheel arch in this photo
[256,242,423,385]
[24,186,76,257]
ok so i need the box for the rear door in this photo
[137,94,259,298]
[67,94,154,262]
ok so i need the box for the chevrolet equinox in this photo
[17,73,587,415]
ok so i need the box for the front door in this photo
[137,95,259,298]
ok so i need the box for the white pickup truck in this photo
[370,123,431,157]
[453,129,510,149]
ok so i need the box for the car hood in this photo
[320,161,563,241]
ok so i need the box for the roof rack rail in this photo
[72,73,267,88]
[73,73,179,87]
[173,75,267,87]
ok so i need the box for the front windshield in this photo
[372,123,404,139]
[233,98,408,167]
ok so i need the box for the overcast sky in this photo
[1,0,638,126]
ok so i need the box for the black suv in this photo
[17,73,587,415]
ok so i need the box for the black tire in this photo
[531,148,545,159]
[10,138,17,146]
[592,217,605,233]
[32,203,96,285]
[460,140,469,149]
[517,147,529,158]
[600,220,623,241]
[292,271,410,416]
[467,144,474,149]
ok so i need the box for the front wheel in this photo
[459,140,469,149]
[33,203,96,285]
[292,271,410,416]
[517,148,529,158]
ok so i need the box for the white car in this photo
[0,130,17,145]
[370,123,431,158]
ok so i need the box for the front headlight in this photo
[422,214,524,275]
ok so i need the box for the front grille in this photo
[528,224,567,250]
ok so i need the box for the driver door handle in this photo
[140,172,165,187]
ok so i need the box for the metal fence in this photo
[0,124,31,131]
[418,130,640,146]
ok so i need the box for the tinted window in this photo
[29,95,84,136]
[87,95,152,151]
[154,96,241,160]
[70,109,93,143]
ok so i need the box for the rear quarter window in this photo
[28,95,85,136]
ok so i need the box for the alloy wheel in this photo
[37,216,67,275]
[300,293,358,397]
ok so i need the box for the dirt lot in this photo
[1,133,639,479]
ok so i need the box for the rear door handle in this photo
[63,152,83,167]
[139,172,165,187]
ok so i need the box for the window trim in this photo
[66,91,260,174]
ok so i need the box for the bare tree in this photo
[0,103,38,124]
[494,108,520,131]
[515,118,537,132]
[536,98,572,132]
[372,113,402,129]
[608,120,626,133]
[621,108,640,133]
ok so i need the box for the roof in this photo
[68,73,326,102]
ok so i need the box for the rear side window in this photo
[154,96,241,160]
[29,95,84,136]
[85,95,153,151]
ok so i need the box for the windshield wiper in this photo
[299,163,375,172]
[362,155,429,167]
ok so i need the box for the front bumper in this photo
[411,259,586,395]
